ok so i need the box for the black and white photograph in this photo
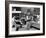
[5,1,45,37]
[12,7,40,31]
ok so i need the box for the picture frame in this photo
[5,1,45,37]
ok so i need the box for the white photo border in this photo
[9,4,43,35]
